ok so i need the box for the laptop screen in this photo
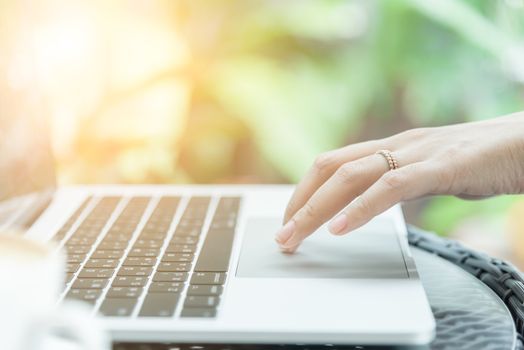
[0,5,56,205]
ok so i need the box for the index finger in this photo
[283,140,383,224]
[277,154,389,251]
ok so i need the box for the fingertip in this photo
[330,230,347,236]
[328,214,347,235]
[275,220,296,245]
[280,244,299,254]
[279,233,302,249]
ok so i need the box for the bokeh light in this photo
[1,0,524,265]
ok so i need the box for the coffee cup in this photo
[0,233,109,350]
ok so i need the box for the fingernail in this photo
[281,246,297,254]
[275,220,296,245]
[329,214,347,235]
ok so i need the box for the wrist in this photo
[510,115,524,193]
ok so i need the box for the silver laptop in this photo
[3,188,436,346]
[0,41,434,349]
[0,137,435,347]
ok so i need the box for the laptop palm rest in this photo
[236,217,409,279]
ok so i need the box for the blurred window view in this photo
[1,1,524,263]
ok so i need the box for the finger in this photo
[283,139,385,224]
[277,153,390,250]
[329,162,438,235]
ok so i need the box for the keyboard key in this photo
[99,298,138,317]
[84,259,120,269]
[133,240,163,249]
[162,253,194,262]
[90,250,123,259]
[107,287,143,298]
[165,244,196,254]
[66,254,86,263]
[107,227,135,235]
[76,228,101,235]
[210,219,236,230]
[123,257,157,266]
[190,272,226,285]
[117,266,153,277]
[181,211,207,220]
[170,236,198,245]
[187,196,211,205]
[177,218,205,227]
[173,227,202,237]
[97,241,128,250]
[153,272,188,282]
[139,232,167,240]
[177,224,204,232]
[157,262,191,272]
[180,307,217,318]
[184,296,220,308]
[142,224,170,232]
[112,276,149,287]
[187,285,223,296]
[66,289,102,303]
[67,237,97,245]
[148,282,183,293]
[139,293,180,317]
[145,215,171,222]
[214,197,240,215]
[194,229,235,272]
[128,248,161,257]
[66,246,91,255]
[72,278,109,289]
[102,235,132,243]
[79,268,114,279]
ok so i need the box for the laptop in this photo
[0,133,435,347]
[0,32,434,350]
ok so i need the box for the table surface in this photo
[113,247,517,350]
[413,248,515,350]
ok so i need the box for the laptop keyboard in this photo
[55,195,240,318]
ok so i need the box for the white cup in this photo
[0,234,110,350]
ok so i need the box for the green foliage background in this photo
[176,0,524,234]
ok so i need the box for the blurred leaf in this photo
[421,195,519,235]
[209,48,378,181]
[405,0,514,56]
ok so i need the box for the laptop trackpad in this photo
[236,217,408,279]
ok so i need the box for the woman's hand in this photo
[275,112,524,253]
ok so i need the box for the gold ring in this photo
[375,150,399,171]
